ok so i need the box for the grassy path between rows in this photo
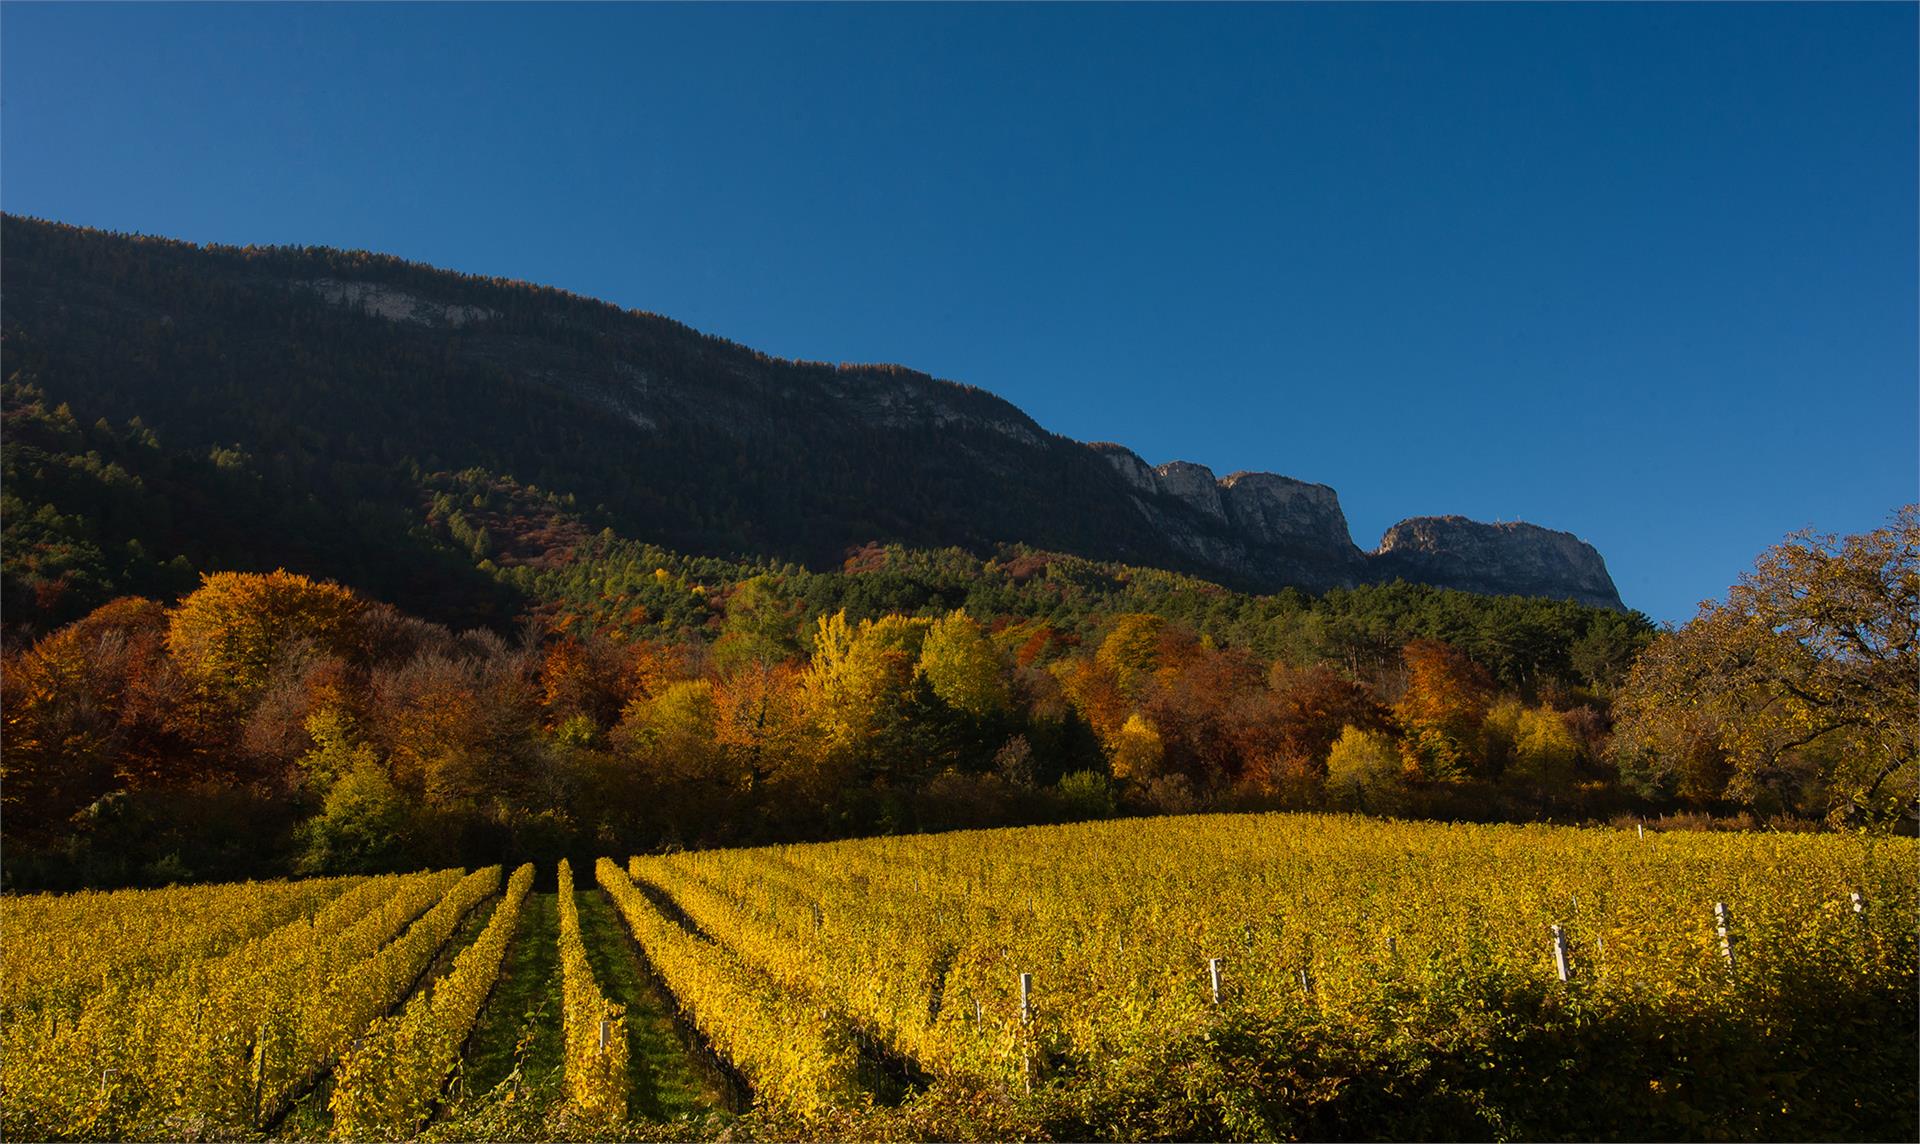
[424,886,732,1139]
[575,887,739,1122]
[445,890,566,1121]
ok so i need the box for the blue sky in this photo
[4,3,1913,623]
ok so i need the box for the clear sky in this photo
[3,3,1913,623]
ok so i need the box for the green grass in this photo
[574,887,738,1123]
[427,891,568,1139]
[426,888,731,1141]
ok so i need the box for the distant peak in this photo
[1374,516,1621,609]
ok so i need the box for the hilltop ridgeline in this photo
[0,214,1621,611]
[1088,444,1618,608]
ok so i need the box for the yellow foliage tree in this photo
[1612,506,1919,826]
[166,570,364,705]
[1324,725,1406,814]
[800,611,924,770]
[1486,699,1580,801]
[1109,712,1165,782]
[917,610,1011,719]
[1095,614,1168,701]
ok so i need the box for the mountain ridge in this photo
[0,214,1622,611]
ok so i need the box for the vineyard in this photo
[1,813,1914,1141]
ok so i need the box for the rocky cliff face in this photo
[1088,444,1622,607]
[1371,517,1621,609]
[1219,471,1354,554]
[1085,445,1362,592]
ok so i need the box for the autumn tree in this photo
[1140,640,1264,786]
[1051,655,1130,744]
[1,597,175,836]
[799,611,933,785]
[1095,613,1171,701]
[368,631,541,813]
[1611,507,1919,827]
[166,570,365,707]
[1253,663,1391,797]
[1109,712,1165,783]
[1395,639,1495,782]
[239,644,353,777]
[917,610,1012,720]
[538,634,627,734]
[1324,725,1406,814]
[612,679,753,842]
[1485,699,1581,806]
[621,637,705,705]
[711,660,808,789]
[1054,616,1194,755]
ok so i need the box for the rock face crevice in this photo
[1088,443,1621,608]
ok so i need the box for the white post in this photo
[1637,823,1645,840]
[1297,966,1313,994]
[598,1018,609,1052]
[1019,972,1036,1093]
[1714,901,1736,972]
[1551,924,1572,982]
[1208,957,1224,1005]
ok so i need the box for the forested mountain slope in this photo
[0,214,1621,639]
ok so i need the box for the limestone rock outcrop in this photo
[1087,444,1622,607]
[1155,462,1229,522]
[1371,517,1621,609]
[1219,471,1352,553]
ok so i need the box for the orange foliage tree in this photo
[165,570,365,707]
[1,598,177,835]
[1395,639,1495,782]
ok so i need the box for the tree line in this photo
[5,506,1909,890]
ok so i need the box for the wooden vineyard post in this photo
[1019,972,1035,1094]
[1297,966,1313,995]
[598,1018,610,1053]
[1637,823,1645,840]
[1714,901,1736,973]
[1208,957,1224,1005]
[1551,924,1572,982]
